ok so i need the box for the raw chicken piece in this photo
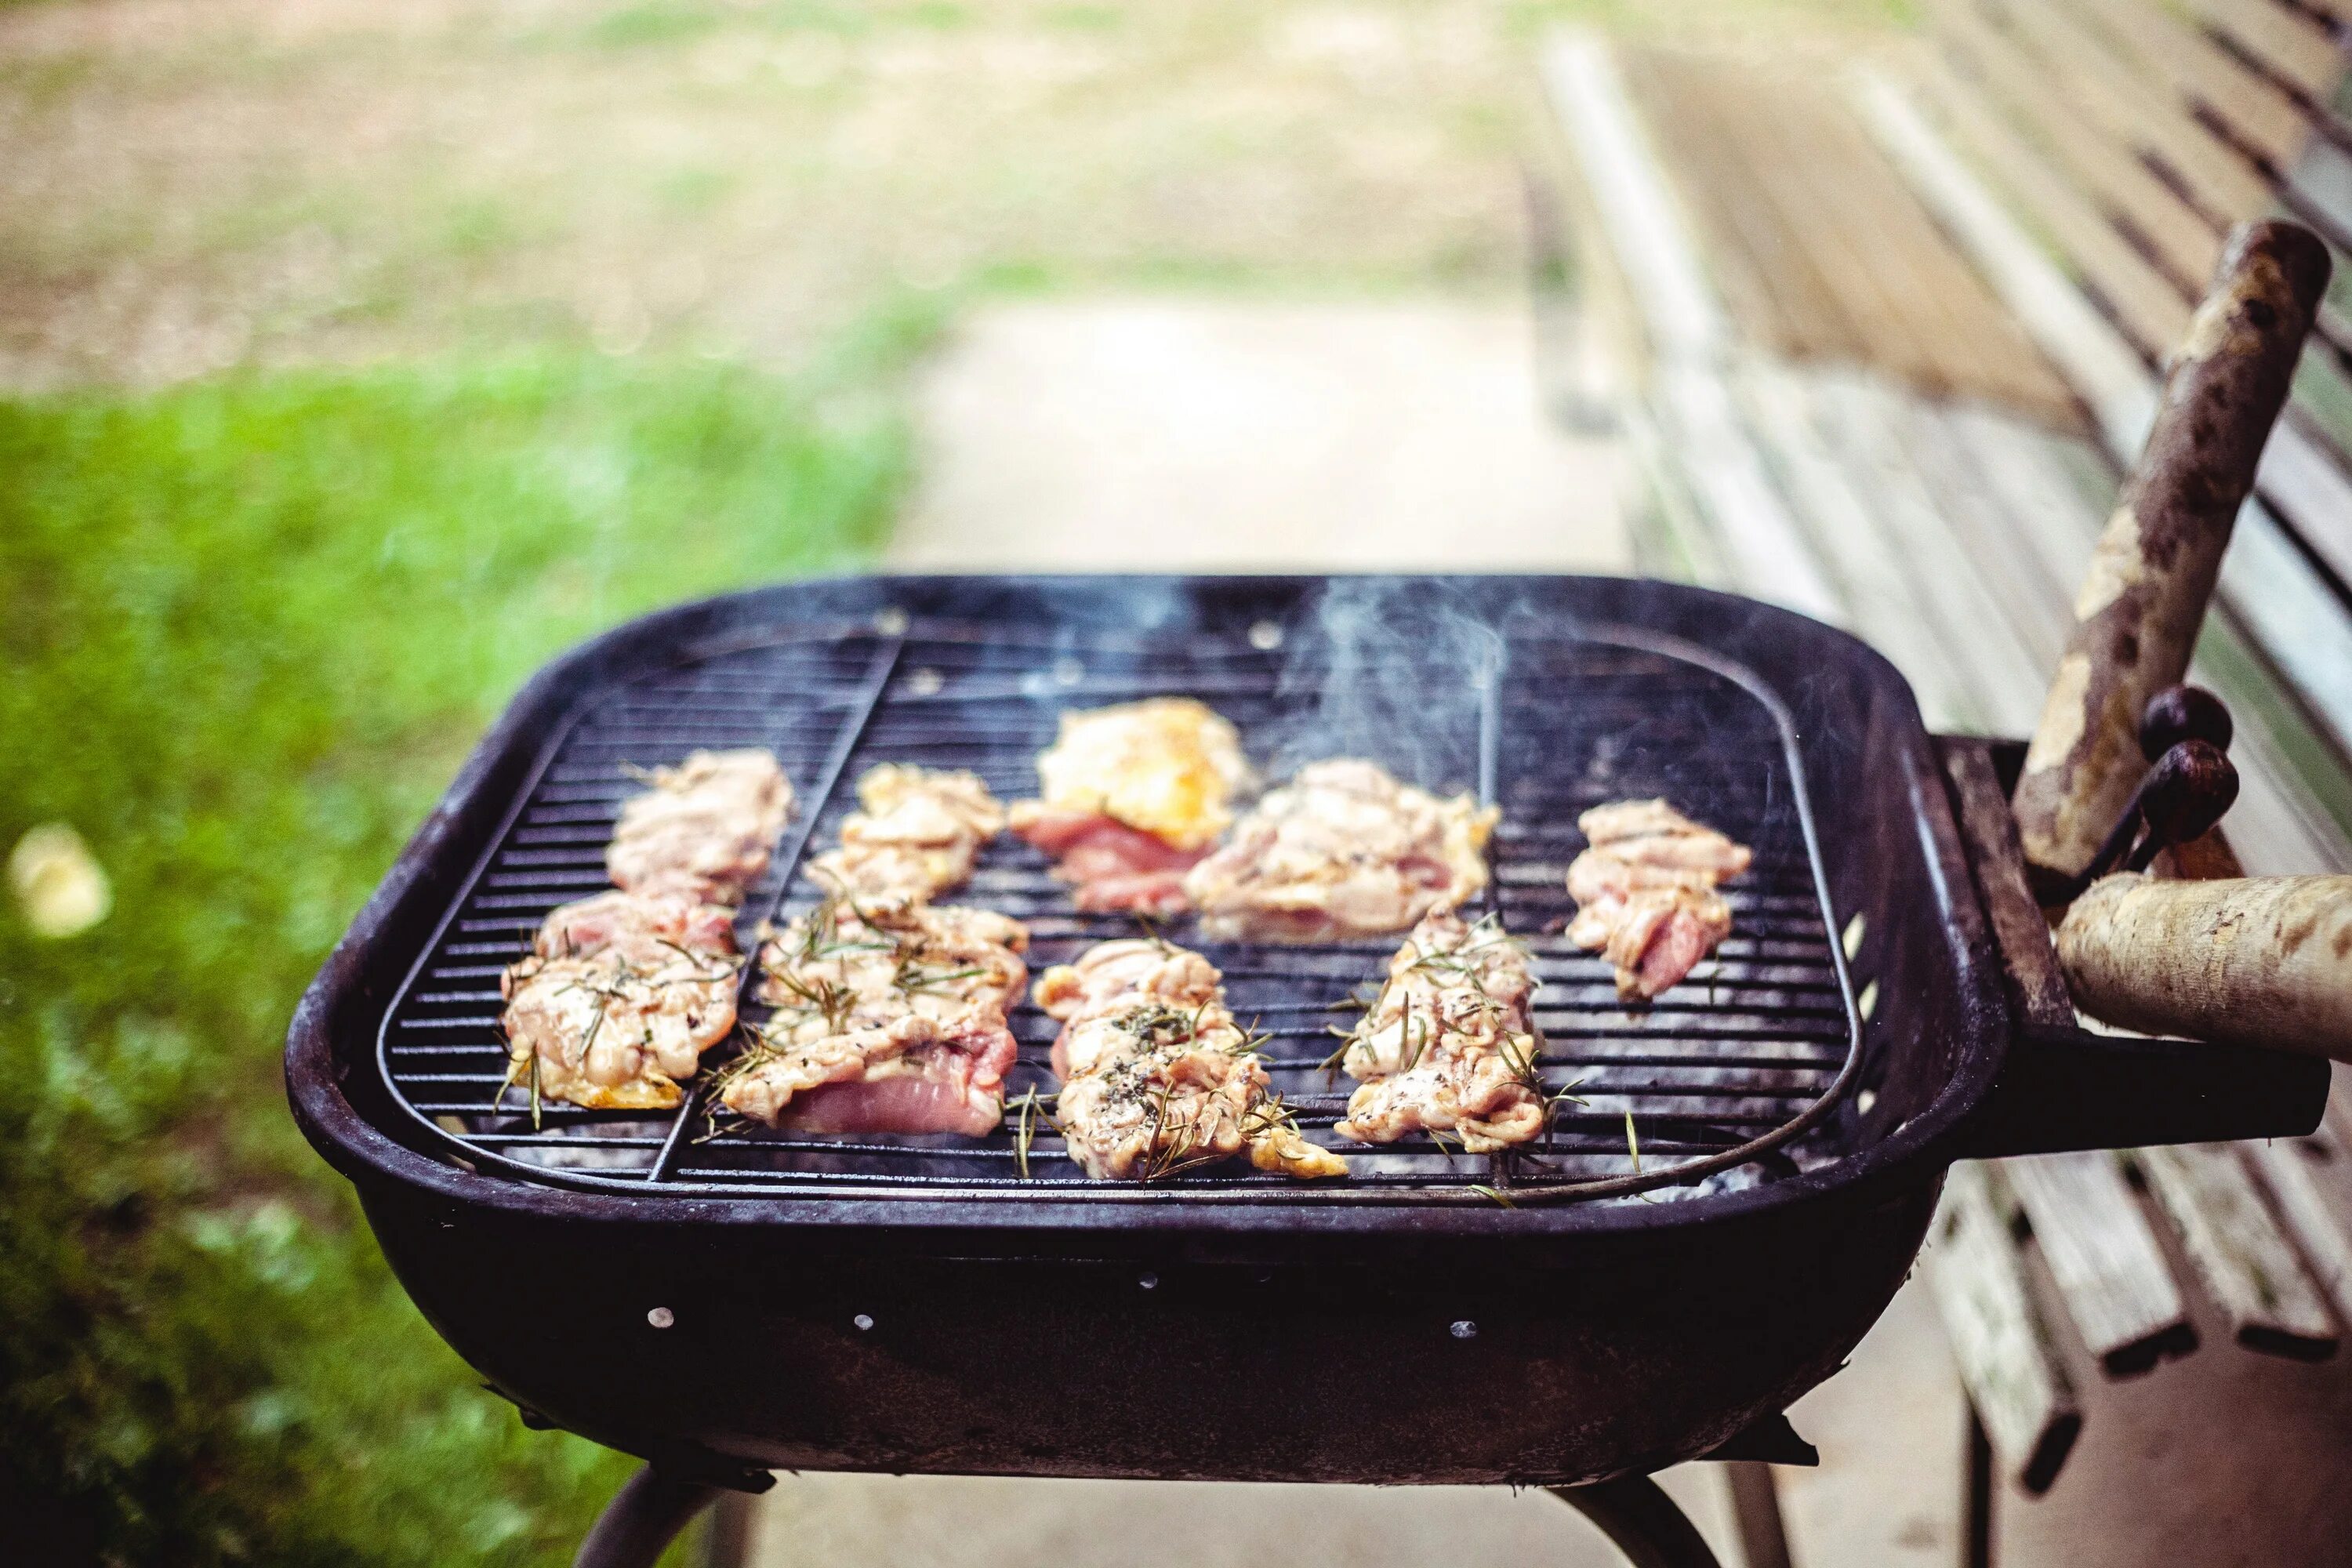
[720,898,1027,1135]
[500,938,740,1113]
[1183,760,1499,942]
[1010,698,1249,913]
[1334,911,1547,1153]
[606,750,793,906]
[530,889,738,965]
[1039,938,1346,1181]
[1565,800,1751,1000]
[807,764,1006,903]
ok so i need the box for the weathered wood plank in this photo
[1620,50,1863,369]
[2065,0,2310,165]
[2002,1153,2198,1374]
[1929,0,2223,295]
[1735,361,1979,730]
[1928,1162,2085,1492]
[1806,372,2049,735]
[2178,0,2347,104]
[1907,52,2190,373]
[2243,1124,2352,1330]
[2009,0,2272,229]
[1942,740,2074,1024]
[2137,1140,2341,1357]
[1857,66,2159,441]
[1541,32,1845,623]
[1540,32,1729,362]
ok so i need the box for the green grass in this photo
[0,330,924,1564]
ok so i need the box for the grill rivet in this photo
[853,1312,875,1330]
[873,608,909,636]
[1857,1089,1878,1116]
[1248,620,1283,651]
[647,1307,674,1329]
[1053,657,1084,687]
[908,667,944,697]
[1138,1272,1160,1290]
[1450,1320,1478,1340]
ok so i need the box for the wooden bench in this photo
[1541,7,2352,1562]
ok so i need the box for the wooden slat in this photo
[1857,67,2160,443]
[1540,32,1730,362]
[2010,0,2274,228]
[1620,51,1865,369]
[1541,33,1846,622]
[2065,0,2312,167]
[1624,48,2080,426]
[1929,0,2224,295]
[2138,1140,2342,1357]
[2243,1120,2352,1329]
[1911,52,2192,364]
[2179,0,2348,104]
[1929,1163,2084,1493]
[1735,361,1980,729]
[2002,1155,2198,1374]
[1886,400,2068,671]
[2258,408,2352,597]
[1806,372,2050,735]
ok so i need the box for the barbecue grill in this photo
[285,573,2328,1566]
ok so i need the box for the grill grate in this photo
[378,612,1860,1203]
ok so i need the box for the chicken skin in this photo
[1335,910,1547,1153]
[1184,760,1498,942]
[500,894,742,1112]
[1565,800,1751,1000]
[1038,938,1345,1181]
[723,898,1028,1136]
[808,764,1007,904]
[606,749,793,906]
[1010,698,1250,914]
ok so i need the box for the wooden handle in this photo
[2056,873,2352,1060]
[2014,221,2330,884]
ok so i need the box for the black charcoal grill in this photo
[285,574,2327,1564]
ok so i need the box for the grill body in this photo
[284,575,2067,1484]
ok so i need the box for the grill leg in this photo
[575,1465,721,1568]
[1552,1475,1724,1568]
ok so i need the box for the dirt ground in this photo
[0,0,1904,390]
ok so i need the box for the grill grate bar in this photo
[644,633,906,1185]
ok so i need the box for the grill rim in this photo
[287,572,2016,1241]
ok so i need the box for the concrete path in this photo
[746,296,1964,1568]
[891,298,1635,573]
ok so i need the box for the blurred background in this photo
[17,1,2352,1566]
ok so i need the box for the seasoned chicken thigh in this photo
[1039,938,1345,1181]
[723,898,1028,1136]
[502,826,760,1112]
[1565,800,1751,1000]
[1010,698,1249,914]
[1335,911,1546,1152]
[606,749,793,906]
[1184,760,1498,941]
[808,764,1006,903]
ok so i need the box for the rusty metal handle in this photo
[2014,220,2330,887]
[2056,873,2352,1062]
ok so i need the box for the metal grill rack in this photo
[377,612,1860,1202]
